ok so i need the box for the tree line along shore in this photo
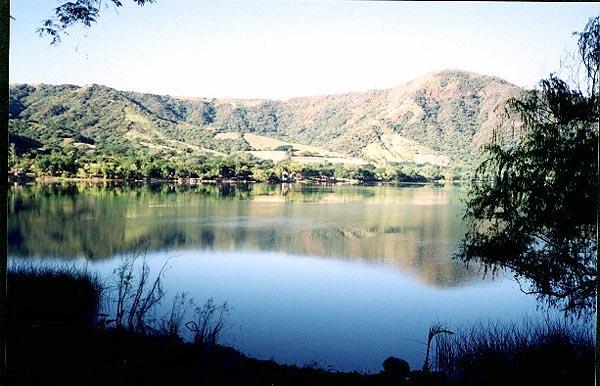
[9,146,474,184]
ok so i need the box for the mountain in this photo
[8,69,521,168]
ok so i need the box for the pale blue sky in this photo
[9,1,600,99]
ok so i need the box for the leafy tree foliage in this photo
[459,17,599,314]
[9,142,437,184]
[37,0,155,44]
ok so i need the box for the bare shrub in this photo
[100,245,231,346]
[160,292,193,338]
[105,246,171,334]
[185,298,230,347]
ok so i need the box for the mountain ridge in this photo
[80,69,516,101]
[9,69,522,169]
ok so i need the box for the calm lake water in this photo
[8,182,562,372]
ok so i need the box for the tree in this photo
[37,0,155,45]
[459,17,599,314]
[353,165,377,183]
[8,143,16,170]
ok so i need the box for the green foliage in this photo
[459,17,599,314]
[300,163,334,179]
[9,75,500,183]
[392,168,428,183]
[351,165,377,183]
[8,143,16,169]
[38,0,155,45]
[10,144,449,184]
[8,68,519,173]
[274,145,294,152]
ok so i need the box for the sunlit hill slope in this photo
[9,69,521,169]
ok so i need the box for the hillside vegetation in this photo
[9,70,521,181]
[9,70,519,161]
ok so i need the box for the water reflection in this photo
[8,182,476,287]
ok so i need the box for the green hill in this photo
[9,69,521,169]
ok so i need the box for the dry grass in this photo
[246,150,289,162]
[214,132,242,140]
[362,131,449,166]
[243,133,290,150]
[290,156,365,165]
[243,133,345,157]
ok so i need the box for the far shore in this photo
[9,174,474,187]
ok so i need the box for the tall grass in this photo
[8,262,103,328]
[435,319,594,386]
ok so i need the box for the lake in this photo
[8,182,561,372]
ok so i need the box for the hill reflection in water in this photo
[8,182,480,287]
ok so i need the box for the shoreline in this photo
[8,265,594,385]
[9,175,472,187]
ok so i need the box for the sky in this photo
[9,1,600,99]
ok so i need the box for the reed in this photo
[435,319,594,386]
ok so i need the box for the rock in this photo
[383,356,411,379]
